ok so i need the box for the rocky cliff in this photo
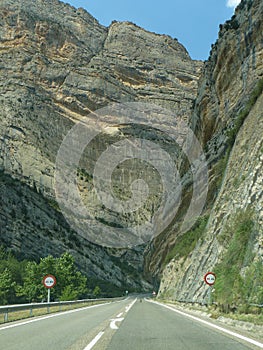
[156,0,263,305]
[1,0,261,302]
[0,0,201,291]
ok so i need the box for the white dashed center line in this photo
[82,298,137,350]
[125,298,137,313]
[84,331,104,350]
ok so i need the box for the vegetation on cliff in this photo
[164,215,209,265]
[227,78,263,148]
[214,208,263,313]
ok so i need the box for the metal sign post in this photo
[47,288,51,303]
[208,285,212,306]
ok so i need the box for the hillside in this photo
[154,0,263,309]
[0,0,201,292]
[0,0,262,307]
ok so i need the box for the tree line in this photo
[0,248,101,305]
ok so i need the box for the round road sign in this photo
[42,274,56,289]
[204,272,216,286]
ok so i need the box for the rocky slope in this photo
[2,0,261,302]
[155,0,263,304]
[0,0,201,290]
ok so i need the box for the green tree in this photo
[93,286,101,298]
[54,253,87,301]
[16,261,47,302]
[59,285,79,301]
[17,253,87,302]
[0,247,27,304]
[0,269,15,305]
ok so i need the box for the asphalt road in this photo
[0,298,262,350]
[107,300,261,350]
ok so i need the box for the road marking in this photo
[148,300,263,349]
[0,302,112,331]
[110,317,124,330]
[125,298,137,313]
[84,298,136,349]
[111,298,136,330]
[83,331,104,350]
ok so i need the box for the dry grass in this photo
[0,301,105,324]
[159,299,263,325]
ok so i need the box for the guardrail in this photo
[0,297,124,323]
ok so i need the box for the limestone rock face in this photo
[0,0,201,289]
[159,94,263,301]
[156,0,263,301]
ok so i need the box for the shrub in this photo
[214,209,256,312]
[164,216,209,265]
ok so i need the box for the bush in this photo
[164,216,209,265]
[214,209,257,312]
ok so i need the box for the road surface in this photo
[0,298,262,350]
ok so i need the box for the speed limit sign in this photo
[204,272,216,286]
[42,274,56,289]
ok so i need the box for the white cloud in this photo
[226,0,241,8]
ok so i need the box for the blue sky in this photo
[65,0,241,60]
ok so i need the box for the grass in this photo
[164,215,209,265]
[209,153,229,199]
[217,208,254,246]
[213,208,262,313]
[222,312,263,325]
[0,300,106,324]
[159,299,263,325]
[210,310,263,325]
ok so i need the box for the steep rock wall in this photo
[0,0,201,289]
[152,0,263,299]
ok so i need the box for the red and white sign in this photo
[204,272,216,286]
[42,274,56,289]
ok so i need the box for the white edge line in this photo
[147,300,263,349]
[0,302,113,331]
[84,331,104,350]
[117,312,123,318]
